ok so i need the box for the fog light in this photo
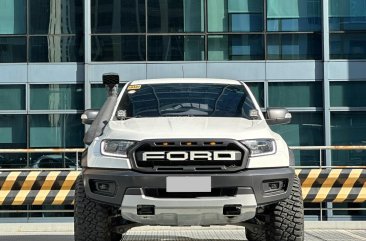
[90,180,116,196]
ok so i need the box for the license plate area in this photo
[166,177,211,193]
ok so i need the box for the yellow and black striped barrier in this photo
[296,169,366,203]
[0,169,365,205]
[0,171,79,206]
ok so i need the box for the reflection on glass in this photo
[29,36,84,62]
[30,84,84,110]
[330,33,366,59]
[271,112,324,166]
[148,0,204,33]
[0,37,26,63]
[0,115,27,168]
[208,0,263,32]
[148,35,204,61]
[246,82,264,107]
[330,82,366,107]
[331,112,366,166]
[208,35,264,60]
[92,35,145,61]
[30,114,84,148]
[0,85,25,110]
[267,0,321,31]
[269,82,322,107]
[30,153,78,169]
[0,0,26,34]
[91,0,145,33]
[91,84,126,109]
[29,0,83,34]
[330,0,366,31]
[267,33,322,60]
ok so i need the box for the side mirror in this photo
[81,109,99,125]
[266,108,291,125]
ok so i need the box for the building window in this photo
[0,0,26,34]
[271,112,324,166]
[267,33,322,60]
[91,84,126,109]
[329,0,366,31]
[29,36,84,62]
[267,0,322,32]
[246,82,264,107]
[0,85,26,110]
[331,112,366,166]
[92,35,146,61]
[148,0,204,33]
[29,114,84,148]
[330,33,366,59]
[29,0,83,34]
[268,82,323,107]
[30,84,84,110]
[208,34,264,60]
[148,35,205,61]
[208,0,263,32]
[330,81,366,107]
[0,115,27,168]
[91,0,145,33]
[329,0,366,59]
[0,37,27,63]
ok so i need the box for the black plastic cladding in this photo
[127,139,250,173]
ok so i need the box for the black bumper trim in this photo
[83,167,295,207]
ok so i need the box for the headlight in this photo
[241,139,276,157]
[101,140,135,157]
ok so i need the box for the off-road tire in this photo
[74,176,122,241]
[245,228,266,241]
[246,175,304,241]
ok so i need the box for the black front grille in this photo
[143,187,238,198]
[129,139,249,173]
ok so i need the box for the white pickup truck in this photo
[75,74,304,241]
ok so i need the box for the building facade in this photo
[0,0,365,220]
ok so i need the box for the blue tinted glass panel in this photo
[91,84,126,109]
[92,35,146,61]
[246,82,264,107]
[330,0,366,31]
[0,115,27,168]
[148,0,204,33]
[30,84,84,110]
[269,82,323,107]
[29,36,84,62]
[330,82,366,107]
[148,36,204,61]
[271,112,324,166]
[208,35,264,60]
[267,0,322,31]
[91,0,145,33]
[0,37,26,63]
[330,33,366,59]
[230,14,263,32]
[267,34,322,60]
[29,0,83,34]
[30,114,84,148]
[331,112,366,166]
[208,0,263,32]
[0,0,26,34]
[0,85,25,110]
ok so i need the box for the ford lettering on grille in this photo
[142,151,242,161]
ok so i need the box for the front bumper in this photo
[83,167,294,206]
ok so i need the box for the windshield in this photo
[116,83,259,119]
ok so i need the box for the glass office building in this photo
[0,0,366,220]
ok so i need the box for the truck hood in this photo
[102,117,274,141]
